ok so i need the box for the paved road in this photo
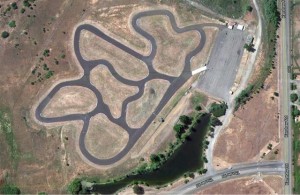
[169,161,285,194]
[280,0,293,193]
[35,10,224,165]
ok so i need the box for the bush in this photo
[67,178,82,194]
[195,105,202,111]
[0,184,21,194]
[246,5,253,12]
[291,93,298,103]
[173,123,185,138]
[133,185,144,194]
[1,31,10,38]
[11,2,18,9]
[8,20,16,28]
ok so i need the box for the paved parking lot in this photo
[197,28,246,102]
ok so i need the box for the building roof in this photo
[237,24,244,30]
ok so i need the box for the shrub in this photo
[11,2,18,9]
[67,178,82,194]
[8,20,16,28]
[0,184,21,194]
[179,115,192,125]
[246,5,253,12]
[133,185,144,194]
[291,93,298,103]
[1,31,9,38]
[209,102,228,117]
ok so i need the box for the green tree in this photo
[1,31,9,38]
[150,154,160,163]
[179,115,192,125]
[195,105,202,111]
[133,185,144,194]
[0,184,21,194]
[67,178,82,194]
[173,123,185,138]
[11,2,18,9]
[290,93,298,102]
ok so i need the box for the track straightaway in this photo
[35,10,224,165]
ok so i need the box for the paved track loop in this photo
[35,10,224,165]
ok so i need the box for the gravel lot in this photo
[197,27,246,102]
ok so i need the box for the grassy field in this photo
[0,108,19,169]
[196,0,249,19]
[292,120,300,193]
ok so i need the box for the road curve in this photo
[35,10,224,165]
[168,161,285,194]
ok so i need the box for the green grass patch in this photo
[196,0,249,18]
[0,108,19,169]
[0,184,21,194]
[292,119,300,193]
[191,91,207,108]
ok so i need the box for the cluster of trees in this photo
[235,84,254,111]
[173,115,192,139]
[209,102,228,117]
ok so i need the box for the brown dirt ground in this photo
[213,67,279,169]
[90,65,138,118]
[41,86,97,118]
[126,79,170,129]
[139,15,199,77]
[85,114,129,159]
[79,29,149,81]
[0,0,220,193]
[197,175,283,194]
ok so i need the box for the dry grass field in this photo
[0,0,220,193]
[213,64,279,169]
[126,79,170,128]
[197,175,283,194]
[90,65,138,118]
[79,29,149,81]
[42,86,97,117]
[139,15,199,76]
[85,114,129,159]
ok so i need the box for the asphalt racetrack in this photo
[35,10,224,165]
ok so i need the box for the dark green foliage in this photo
[211,117,222,127]
[8,20,16,28]
[179,115,192,125]
[0,184,21,194]
[209,102,228,117]
[291,93,298,103]
[20,8,25,13]
[246,5,253,12]
[173,123,185,138]
[11,2,18,9]
[67,178,82,194]
[43,49,50,57]
[45,70,54,79]
[244,43,255,52]
[291,83,297,90]
[195,105,202,111]
[235,84,254,110]
[292,106,300,117]
[133,185,144,194]
[262,0,280,27]
[23,0,31,7]
[1,31,9,38]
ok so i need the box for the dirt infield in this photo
[85,114,129,159]
[90,65,138,118]
[139,15,199,77]
[126,79,170,129]
[197,175,283,194]
[41,86,97,118]
[79,29,149,81]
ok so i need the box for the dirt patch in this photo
[85,114,129,159]
[79,29,149,81]
[213,69,279,169]
[197,175,283,194]
[42,86,97,118]
[139,15,199,77]
[90,65,138,118]
[191,27,219,71]
[126,79,170,129]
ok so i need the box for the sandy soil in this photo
[139,15,199,77]
[197,175,283,194]
[79,29,149,81]
[126,79,170,129]
[41,86,97,117]
[90,65,138,118]
[85,114,129,159]
[213,68,279,169]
